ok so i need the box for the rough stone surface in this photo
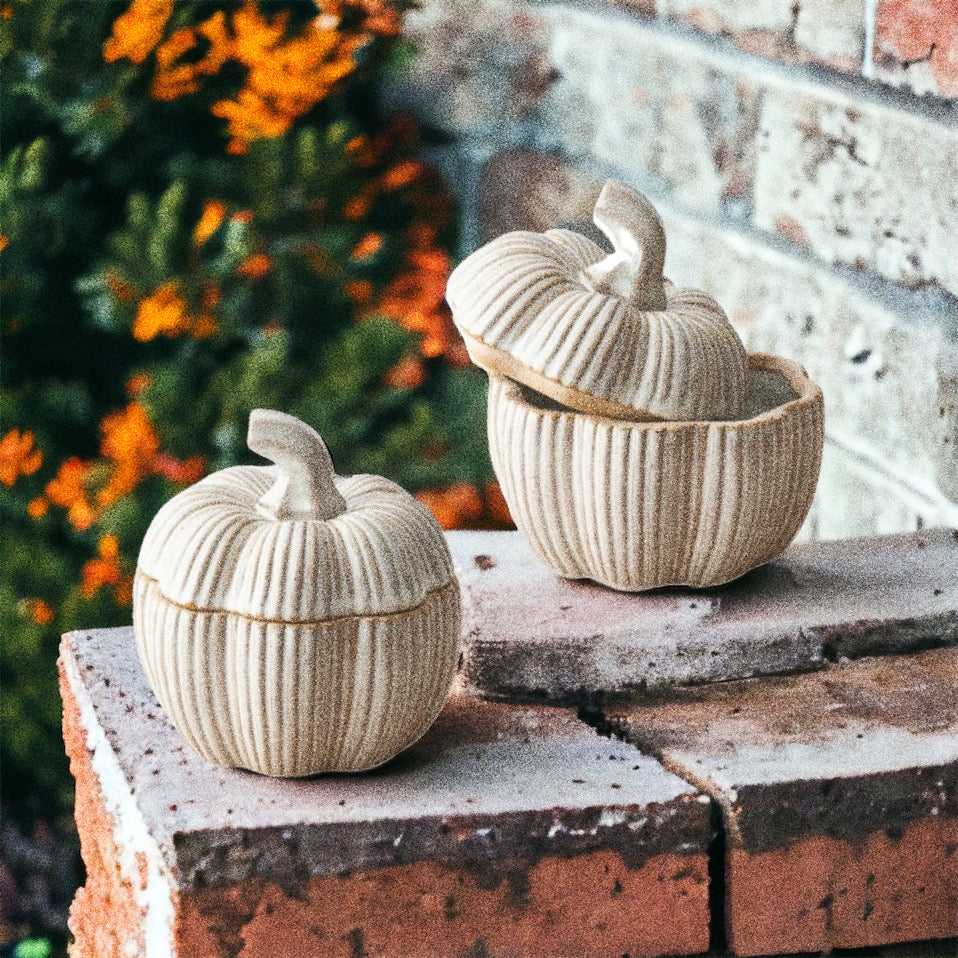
[753,84,958,298]
[448,528,958,704]
[657,0,865,72]
[874,0,958,98]
[609,648,958,955]
[401,1,958,297]
[60,626,711,958]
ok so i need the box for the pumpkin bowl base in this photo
[488,352,824,593]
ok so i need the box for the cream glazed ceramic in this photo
[487,354,824,591]
[133,410,461,777]
[447,180,749,423]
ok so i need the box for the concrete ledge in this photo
[60,627,711,958]
[449,528,958,704]
[608,648,958,955]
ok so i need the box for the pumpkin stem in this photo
[580,180,668,311]
[247,409,347,521]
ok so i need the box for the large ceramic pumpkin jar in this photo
[448,180,824,592]
[133,409,461,776]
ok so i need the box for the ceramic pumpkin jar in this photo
[133,409,461,776]
[448,180,824,591]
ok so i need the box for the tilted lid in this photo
[446,180,748,422]
[136,410,455,621]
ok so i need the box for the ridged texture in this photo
[133,574,461,775]
[446,228,748,422]
[137,468,455,620]
[487,354,824,591]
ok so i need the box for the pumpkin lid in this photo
[446,180,748,422]
[136,410,456,622]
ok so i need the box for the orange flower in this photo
[27,497,48,519]
[103,0,174,65]
[150,12,232,101]
[381,160,423,191]
[373,247,468,365]
[133,280,217,341]
[192,200,226,246]
[416,483,483,530]
[383,355,426,391]
[125,372,152,398]
[210,2,360,153]
[154,454,206,485]
[345,135,378,168]
[97,402,160,508]
[0,234,8,252]
[236,253,273,278]
[344,189,375,220]
[351,232,383,260]
[133,281,189,341]
[0,429,42,486]
[344,280,373,303]
[45,458,95,531]
[26,599,55,626]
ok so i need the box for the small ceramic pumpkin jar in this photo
[447,180,824,591]
[133,409,461,776]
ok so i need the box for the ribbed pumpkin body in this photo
[488,354,824,591]
[134,455,461,776]
[133,574,459,776]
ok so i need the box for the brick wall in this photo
[389,0,958,539]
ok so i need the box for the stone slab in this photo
[449,528,958,705]
[608,647,958,955]
[60,626,711,957]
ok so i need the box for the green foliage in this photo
[1,0,498,835]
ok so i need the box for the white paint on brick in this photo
[862,0,877,79]
[62,646,175,958]
[665,724,958,796]
[794,0,865,70]
[753,85,958,295]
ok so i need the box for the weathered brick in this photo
[657,0,865,72]
[753,84,958,296]
[609,648,958,954]
[60,626,712,958]
[392,0,552,142]
[660,200,958,513]
[874,0,958,98]
[402,1,958,298]
[449,528,958,704]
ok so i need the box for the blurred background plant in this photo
[0,0,509,950]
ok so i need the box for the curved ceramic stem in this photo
[581,180,668,311]
[247,409,347,521]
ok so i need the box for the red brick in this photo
[609,648,958,954]
[177,850,707,958]
[875,0,958,97]
[60,660,145,958]
[60,626,711,957]
[727,818,958,954]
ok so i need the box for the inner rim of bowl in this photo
[501,353,819,428]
